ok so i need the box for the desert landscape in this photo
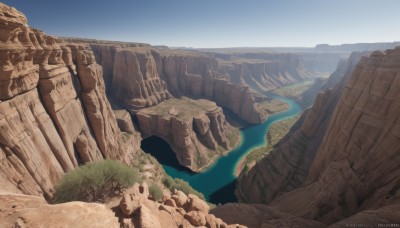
[0,1,400,227]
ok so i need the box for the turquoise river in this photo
[141,93,302,204]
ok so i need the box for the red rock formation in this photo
[111,49,172,110]
[0,193,120,227]
[0,183,238,227]
[155,50,267,124]
[136,98,238,171]
[232,48,400,225]
[117,183,237,228]
[66,43,267,124]
[236,52,366,205]
[0,3,140,198]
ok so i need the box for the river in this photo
[141,93,302,204]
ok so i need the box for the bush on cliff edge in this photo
[52,160,141,203]
[162,176,205,200]
[149,183,163,201]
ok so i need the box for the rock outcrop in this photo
[159,51,267,124]
[116,183,238,228]
[0,193,120,227]
[63,43,267,124]
[137,98,239,171]
[236,52,366,205]
[0,183,240,228]
[111,49,173,110]
[0,3,140,198]
[233,47,400,225]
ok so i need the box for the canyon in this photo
[0,4,141,199]
[213,49,400,226]
[1,2,400,228]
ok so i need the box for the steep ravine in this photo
[236,52,368,205]
[212,48,400,226]
[65,42,268,124]
[0,4,240,227]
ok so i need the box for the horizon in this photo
[3,0,400,48]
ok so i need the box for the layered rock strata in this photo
[111,49,172,110]
[0,3,140,198]
[234,48,400,225]
[137,98,238,171]
[236,52,366,205]
[218,53,314,91]
[65,43,267,124]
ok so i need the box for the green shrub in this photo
[162,175,175,189]
[52,160,141,203]
[162,176,205,200]
[149,183,163,201]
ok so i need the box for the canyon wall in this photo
[136,98,238,171]
[274,46,400,224]
[236,52,366,205]
[217,52,315,91]
[216,47,400,226]
[0,3,140,199]
[76,44,267,123]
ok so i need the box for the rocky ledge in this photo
[137,98,239,171]
[0,183,243,228]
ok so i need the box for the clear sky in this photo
[3,0,400,48]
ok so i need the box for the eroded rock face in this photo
[72,44,267,124]
[137,98,238,171]
[117,183,236,228]
[236,52,366,205]
[0,3,140,198]
[0,182,239,228]
[159,51,268,124]
[112,50,172,110]
[0,193,120,228]
[236,47,400,225]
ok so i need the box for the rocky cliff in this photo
[275,47,400,224]
[111,49,173,110]
[235,52,365,205]
[137,98,238,172]
[0,3,140,199]
[214,48,400,226]
[0,182,241,228]
[60,42,267,124]
[217,53,314,92]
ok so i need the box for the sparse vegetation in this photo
[52,160,141,203]
[257,98,289,115]
[237,115,300,176]
[272,80,316,98]
[162,176,205,200]
[149,183,163,201]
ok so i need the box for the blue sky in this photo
[3,0,400,48]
